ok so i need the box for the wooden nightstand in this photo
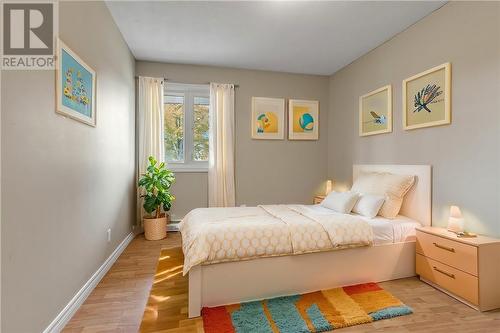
[313,195,325,204]
[416,226,500,311]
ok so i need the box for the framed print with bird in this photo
[251,97,285,139]
[359,85,392,136]
[288,99,319,140]
[403,62,451,130]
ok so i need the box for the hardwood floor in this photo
[64,232,500,333]
[63,233,184,333]
[139,247,202,333]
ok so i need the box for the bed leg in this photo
[188,265,202,318]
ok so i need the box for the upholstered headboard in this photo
[353,164,432,226]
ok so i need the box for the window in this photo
[164,83,209,171]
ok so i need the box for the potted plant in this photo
[138,156,175,240]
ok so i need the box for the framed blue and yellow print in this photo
[251,97,285,140]
[56,39,96,126]
[288,99,319,140]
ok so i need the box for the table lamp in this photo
[447,205,464,233]
[325,180,333,195]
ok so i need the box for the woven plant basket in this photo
[143,214,169,240]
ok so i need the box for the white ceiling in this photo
[107,1,445,76]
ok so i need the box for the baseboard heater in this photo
[168,222,180,232]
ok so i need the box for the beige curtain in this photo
[208,83,236,207]
[138,77,165,172]
[137,77,165,223]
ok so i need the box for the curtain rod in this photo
[134,76,239,88]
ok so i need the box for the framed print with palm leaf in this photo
[403,63,451,130]
[359,85,392,136]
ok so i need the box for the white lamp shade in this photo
[448,205,464,233]
[325,180,333,195]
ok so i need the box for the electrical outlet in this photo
[107,228,111,242]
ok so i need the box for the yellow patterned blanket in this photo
[179,205,373,274]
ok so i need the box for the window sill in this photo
[169,167,208,173]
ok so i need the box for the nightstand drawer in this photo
[416,230,478,276]
[416,254,479,305]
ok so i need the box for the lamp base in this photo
[447,217,464,234]
[456,231,477,238]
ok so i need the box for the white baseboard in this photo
[43,232,135,333]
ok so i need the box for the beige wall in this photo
[1,2,136,332]
[136,62,330,220]
[328,2,500,236]
[2,3,498,331]
[169,173,208,220]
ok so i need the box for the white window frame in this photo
[165,83,209,172]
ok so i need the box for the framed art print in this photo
[403,62,451,130]
[359,85,392,136]
[251,97,285,140]
[56,38,96,126]
[288,99,319,140]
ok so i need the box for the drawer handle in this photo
[433,266,455,279]
[433,242,455,253]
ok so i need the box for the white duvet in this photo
[179,205,373,274]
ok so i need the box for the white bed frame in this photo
[188,164,432,318]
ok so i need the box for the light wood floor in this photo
[64,232,500,333]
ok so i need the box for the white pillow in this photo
[352,193,385,218]
[321,191,359,214]
[351,172,415,218]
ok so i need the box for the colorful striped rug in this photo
[202,282,412,333]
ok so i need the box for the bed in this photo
[182,164,431,318]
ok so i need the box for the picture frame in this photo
[403,62,451,130]
[56,38,96,127]
[288,99,319,140]
[251,97,285,140]
[359,85,392,136]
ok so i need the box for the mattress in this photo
[305,205,421,245]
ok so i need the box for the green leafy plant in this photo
[138,156,175,218]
